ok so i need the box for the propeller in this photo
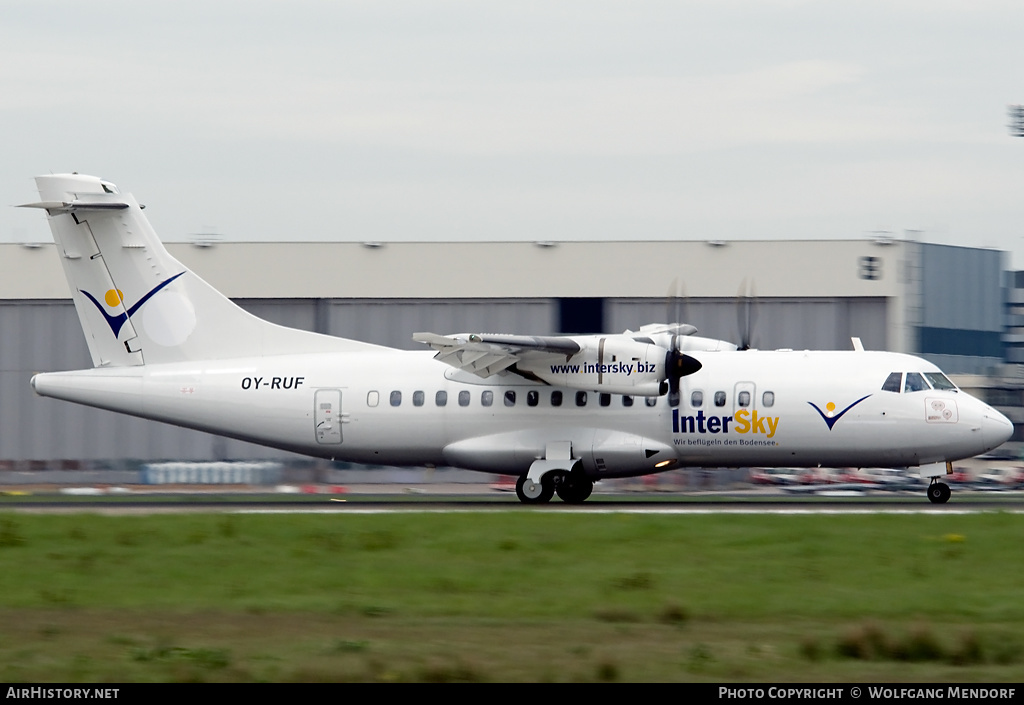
[665,345,702,403]
[657,280,702,403]
[736,278,758,351]
[665,277,688,327]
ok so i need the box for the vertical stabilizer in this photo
[23,173,380,366]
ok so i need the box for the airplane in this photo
[20,173,1014,504]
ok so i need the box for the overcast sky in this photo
[4,1,1024,265]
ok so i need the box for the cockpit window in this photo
[884,371,956,394]
[881,372,902,393]
[904,372,928,393]
[924,372,957,391]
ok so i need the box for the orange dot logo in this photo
[825,402,836,417]
[104,289,124,308]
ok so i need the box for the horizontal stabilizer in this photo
[19,200,130,213]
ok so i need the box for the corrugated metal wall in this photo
[0,301,295,465]
[916,244,1005,374]
[322,299,555,349]
[608,298,888,352]
[0,296,889,464]
[0,299,557,463]
[920,245,1003,331]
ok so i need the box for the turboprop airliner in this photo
[21,173,1013,504]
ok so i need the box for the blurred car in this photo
[947,466,973,484]
[749,467,801,485]
[839,467,919,491]
[975,466,1024,490]
[796,467,842,484]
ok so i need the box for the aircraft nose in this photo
[979,405,1014,451]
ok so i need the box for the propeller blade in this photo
[665,278,688,325]
[736,278,758,350]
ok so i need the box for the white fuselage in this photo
[31,347,1013,479]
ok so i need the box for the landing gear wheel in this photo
[516,475,554,504]
[555,473,594,503]
[927,481,951,504]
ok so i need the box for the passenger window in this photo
[527,390,539,407]
[576,391,588,407]
[413,391,425,407]
[622,395,634,407]
[714,391,726,407]
[481,390,493,407]
[881,372,902,393]
[435,391,447,407]
[691,390,703,408]
[458,390,470,407]
[504,390,516,407]
[551,391,563,407]
[367,391,379,407]
[904,372,928,393]
[599,393,611,407]
[645,396,658,407]
[762,391,775,407]
[668,391,680,408]
[738,391,751,407]
[390,391,402,407]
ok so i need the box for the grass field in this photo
[0,509,1023,682]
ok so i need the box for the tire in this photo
[555,473,594,503]
[927,482,950,504]
[516,474,554,503]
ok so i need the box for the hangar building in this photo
[0,237,1008,467]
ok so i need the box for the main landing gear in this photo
[515,471,594,504]
[927,479,951,504]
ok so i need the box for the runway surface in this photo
[2,485,1023,514]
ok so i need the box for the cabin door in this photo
[314,389,343,444]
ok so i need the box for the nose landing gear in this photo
[927,479,951,504]
[920,461,953,504]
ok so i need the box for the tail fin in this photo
[22,173,379,367]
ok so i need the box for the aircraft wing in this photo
[413,332,581,378]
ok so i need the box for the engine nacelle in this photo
[518,336,669,396]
